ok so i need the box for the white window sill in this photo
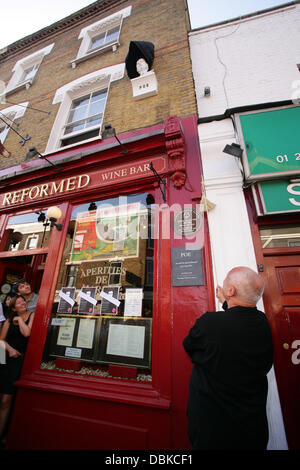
[70,42,119,68]
[5,79,33,96]
[57,133,103,153]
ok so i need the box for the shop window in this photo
[70,6,131,68]
[260,225,300,248]
[2,211,51,252]
[4,44,54,95]
[41,193,155,381]
[60,89,108,147]
[0,210,52,300]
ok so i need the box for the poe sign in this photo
[237,106,300,181]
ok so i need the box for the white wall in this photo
[188,4,298,450]
[189,4,300,117]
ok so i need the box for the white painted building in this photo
[189,2,300,450]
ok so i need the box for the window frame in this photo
[18,63,40,86]
[4,44,54,96]
[0,122,10,143]
[45,63,125,153]
[0,102,29,143]
[70,6,131,68]
[60,88,108,147]
[40,191,157,376]
[87,24,122,53]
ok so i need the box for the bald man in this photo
[183,267,273,450]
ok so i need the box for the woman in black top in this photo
[0,295,34,441]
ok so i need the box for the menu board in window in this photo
[97,317,152,368]
[48,317,98,361]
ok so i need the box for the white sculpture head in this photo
[136,58,149,76]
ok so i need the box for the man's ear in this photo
[227,285,236,298]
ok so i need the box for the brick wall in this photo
[0,0,196,170]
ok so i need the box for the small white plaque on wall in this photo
[131,71,158,100]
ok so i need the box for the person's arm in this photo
[13,313,34,338]
[0,320,22,358]
[183,315,207,357]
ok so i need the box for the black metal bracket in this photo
[149,161,166,203]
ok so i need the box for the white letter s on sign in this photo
[287,184,300,207]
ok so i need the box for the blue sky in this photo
[187,0,289,28]
[0,0,290,50]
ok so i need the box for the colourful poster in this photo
[71,203,140,262]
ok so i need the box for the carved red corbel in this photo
[164,115,186,189]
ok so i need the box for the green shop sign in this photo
[258,180,300,214]
[238,106,300,181]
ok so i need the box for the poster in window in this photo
[71,203,141,262]
[97,317,152,368]
[78,287,97,314]
[76,318,96,349]
[57,287,76,313]
[100,286,120,315]
[57,317,76,347]
[124,288,143,317]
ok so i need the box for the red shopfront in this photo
[0,115,213,450]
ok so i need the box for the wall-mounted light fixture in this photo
[102,124,130,154]
[46,206,62,231]
[25,146,59,169]
[223,143,243,158]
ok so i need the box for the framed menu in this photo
[48,316,99,362]
[97,317,152,368]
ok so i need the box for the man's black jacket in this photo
[183,305,273,450]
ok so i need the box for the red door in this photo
[263,254,300,449]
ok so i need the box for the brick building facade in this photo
[0,0,196,169]
[0,0,209,451]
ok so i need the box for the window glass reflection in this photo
[4,211,51,251]
[41,193,155,382]
[260,225,300,248]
